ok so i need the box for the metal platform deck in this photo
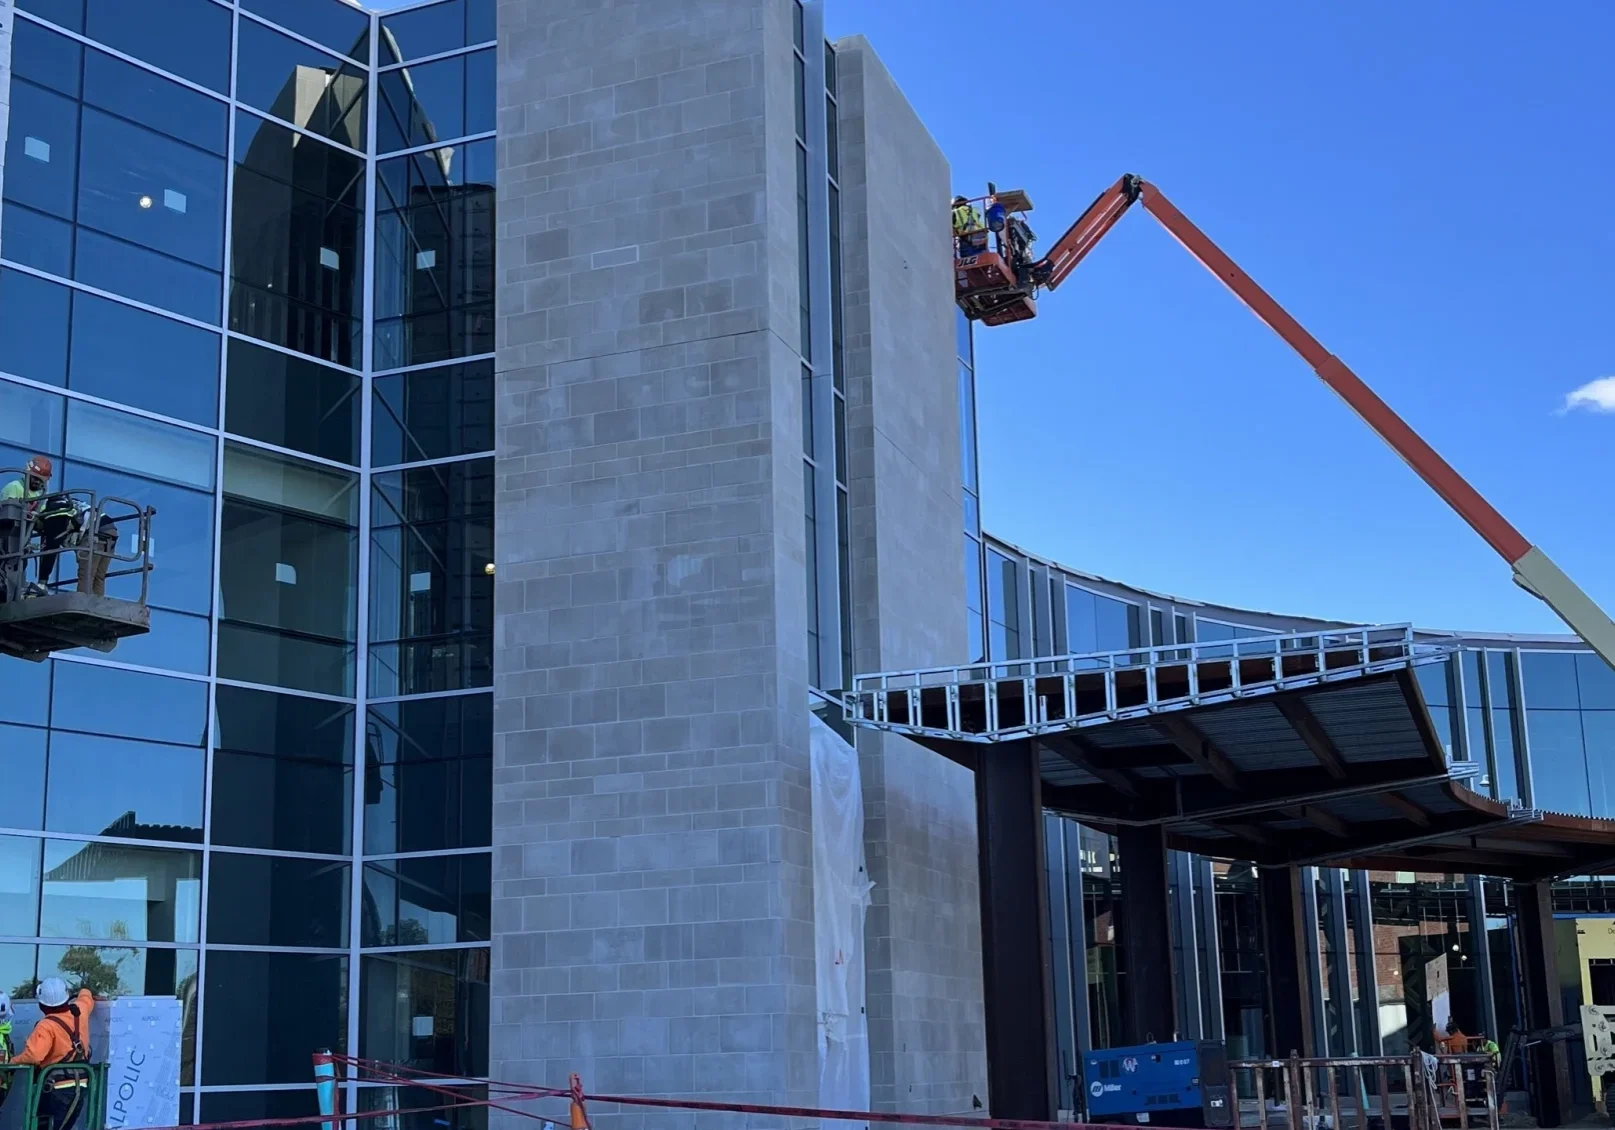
[0,592,151,661]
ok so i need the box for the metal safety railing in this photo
[846,624,1453,742]
[0,1061,109,1130]
[1229,1053,1498,1130]
[0,474,156,606]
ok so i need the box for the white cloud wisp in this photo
[1562,376,1615,415]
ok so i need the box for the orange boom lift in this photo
[955,173,1615,670]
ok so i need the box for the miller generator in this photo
[1082,1041,1232,1127]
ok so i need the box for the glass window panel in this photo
[1523,709,1592,816]
[362,854,489,946]
[6,81,80,220]
[34,944,197,1044]
[373,142,494,369]
[359,948,488,1078]
[73,230,217,326]
[465,0,493,43]
[0,271,71,389]
[50,662,207,746]
[0,836,43,935]
[17,0,84,30]
[46,731,204,842]
[1066,586,1098,656]
[964,535,982,614]
[465,49,494,135]
[358,1086,487,1130]
[1488,651,1517,709]
[967,610,985,666]
[66,401,216,489]
[0,944,36,1002]
[1583,711,1615,819]
[68,293,221,424]
[76,108,225,272]
[380,0,466,64]
[1578,653,1615,710]
[226,338,361,465]
[206,854,350,948]
[1522,650,1580,710]
[0,204,73,277]
[0,719,49,820]
[1460,650,1483,708]
[202,951,347,1084]
[236,20,369,149]
[379,54,466,152]
[1414,659,1451,709]
[242,0,372,62]
[68,607,210,674]
[1491,707,1520,802]
[82,47,228,157]
[0,378,66,457]
[40,839,200,943]
[1094,594,1136,652]
[225,443,358,523]
[212,684,355,855]
[372,361,494,466]
[230,112,365,367]
[61,461,215,616]
[365,695,492,855]
[958,364,978,492]
[84,0,231,92]
[964,490,979,536]
[201,1090,320,1127]
[13,20,82,96]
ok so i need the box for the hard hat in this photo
[35,977,68,1008]
[952,195,968,205]
[25,455,52,480]
[0,991,11,1025]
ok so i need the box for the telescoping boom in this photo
[953,173,1615,671]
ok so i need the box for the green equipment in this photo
[0,1062,109,1130]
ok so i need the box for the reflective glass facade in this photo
[0,0,493,1118]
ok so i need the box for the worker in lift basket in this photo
[952,195,985,257]
[0,455,51,601]
[13,977,101,1130]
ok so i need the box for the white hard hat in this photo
[36,977,68,1008]
[0,992,11,1024]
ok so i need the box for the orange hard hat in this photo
[26,455,52,479]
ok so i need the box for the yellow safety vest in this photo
[952,204,980,235]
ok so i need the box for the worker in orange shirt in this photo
[14,978,98,1130]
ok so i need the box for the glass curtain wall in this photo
[0,0,493,1121]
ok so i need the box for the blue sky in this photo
[826,1,1615,634]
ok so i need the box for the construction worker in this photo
[32,491,83,596]
[952,195,985,257]
[0,456,50,602]
[14,978,97,1130]
[73,507,119,598]
[1437,1019,1469,1055]
[0,991,12,1062]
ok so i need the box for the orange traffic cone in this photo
[569,1073,589,1130]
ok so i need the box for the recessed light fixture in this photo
[138,195,154,209]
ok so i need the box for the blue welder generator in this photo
[1082,1040,1232,1127]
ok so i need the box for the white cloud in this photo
[1562,376,1615,415]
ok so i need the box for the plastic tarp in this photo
[810,714,874,1126]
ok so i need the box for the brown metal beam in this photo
[1152,715,1240,789]
[1273,694,1348,780]
[1377,791,1430,826]
[1286,804,1350,839]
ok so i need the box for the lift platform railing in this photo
[846,623,1454,742]
[1228,1052,1498,1130]
[0,1061,109,1130]
[0,476,155,606]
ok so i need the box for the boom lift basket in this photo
[0,477,155,662]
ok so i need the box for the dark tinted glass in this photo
[1522,650,1580,709]
[226,338,361,464]
[68,291,220,424]
[0,836,42,934]
[380,0,465,63]
[40,839,201,942]
[46,731,204,842]
[0,205,72,278]
[0,269,71,387]
[1524,709,1591,816]
[1414,660,1451,709]
[13,19,82,94]
[372,360,494,465]
[1578,653,1615,710]
[78,607,210,674]
[201,1091,320,1127]
[5,81,79,220]
[84,0,231,92]
[64,399,216,489]
[369,460,493,695]
[373,141,494,369]
[0,657,51,728]
[202,951,347,1084]
[212,684,355,855]
[964,535,982,613]
[359,949,488,1077]
[241,0,371,61]
[466,0,493,43]
[358,1087,487,1130]
[207,854,350,948]
[1487,651,1516,708]
[83,48,228,156]
[62,461,215,616]
[50,663,207,745]
[364,694,492,854]
[379,54,460,152]
[17,0,85,31]
[236,20,369,149]
[230,112,365,366]
[75,228,221,324]
[0,729,47,830]
[362,854,489,946]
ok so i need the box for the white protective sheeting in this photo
[810,714,874,1124]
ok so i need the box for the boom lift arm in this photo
[1025,173,1615,670]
